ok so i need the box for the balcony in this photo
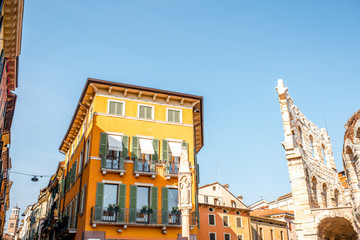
[91,207,196,227]
[54,215,76,240]
[101,156,126,175]
[133,160,157,178]
[165,162,179,179]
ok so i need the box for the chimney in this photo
[237,195,243,201]
[223,184,229,189]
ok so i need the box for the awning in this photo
[108,135,123,151]
[139,138,154,154]
[169,141,182,157]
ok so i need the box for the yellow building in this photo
[0,0,24,236]
[250,215,288,240]
[57,78,204,240]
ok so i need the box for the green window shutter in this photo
[81,185,87,214]
[195,193,200,228]
[129,185,137,223]
[95,183,104,221]
[117,184,126,222]
[150,187,158,224]
[152,139,159,161]
[162,140,169,163]
[99,132,108,168]
[131,136,139,160]
[161,187,168,224]
[121,135,129,158]
[139,106,145,118]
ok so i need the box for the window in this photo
[208,207,213,212]
[88,107,93,124]
[204,196,208,204]
[108,100,124,116]
[209,233,216,240]
[10,223,14,228]
[78,148,84,174]
[270,229,274,240]
[237,235,243,240]
[136,186,150,223]
[259,228,263,240]
[208,214,215,225]
[223,216,229,227]
[280,231,284,240]
[236,217,242,228]
[309,135,315,157]
[80,184,87,214]
[168,141,181,174]
[213,186,216,191]
[231,201,236,208]
[104,184,118,207]
[214,198,220,205]
[224,234,230,240]
[236,211,240,215]
[135,137,156,172]
[223,209,227,213]
[85,136,91,164]
[167,108,181,123]
[72,194,79,228]
[138,104,153,120]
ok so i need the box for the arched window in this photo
[309,135,315,158]
[334,189,339,207]
[298,126,303,146]
[322,183,328,208]
[321,144,327,165]
[311,177,318,208]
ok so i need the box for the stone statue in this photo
[180,175,191,205]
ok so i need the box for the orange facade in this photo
[198,204,252,240]
[56,78,203,240]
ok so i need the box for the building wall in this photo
[251,217,288,240]
[276,79,359,239]
[199,205,251,240]
[199,183,246,208]
[59,81,202,240]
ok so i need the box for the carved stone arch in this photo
[311,176,319,208]
[315,212,358,240]
[321,183,328,208]
[333,188,340,207]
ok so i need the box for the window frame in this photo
[107,99,125,116]
[223,215,229,227]
[209,232,216,240]
[85,135,91,164]
[166,108,182,123]
[236,217,243,228]
[208,214,215,226]
[224,233,231,240]
[138,104,154,120]
[237,235,244,240]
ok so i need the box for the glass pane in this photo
[139,106,145,118]
[137,187,149,209]
[168,110,174,122]
[109,102,116,114]
[146,106,152,119]
[103,184,118,207]
[116,102,123,115]
[174,111,180,122]
[168,189,178,211]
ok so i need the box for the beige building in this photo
[251,215,288,240]
[276,79,358,239]
[250,193,294,211]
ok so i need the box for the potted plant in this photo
[171,207,180,215]
[140,205,153,214]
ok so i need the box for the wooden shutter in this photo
[161,187,168,224]
[99,132,108,168]
[151,139,159,172]
[129,185,137,223]
[95,183,104,221]
[121,135,129,158]
[109,101,116,114]
[117,184,126,222]
[150,187,158,224]
[131,136,139,160]
[196,163,200,184]
[162,140,169,162]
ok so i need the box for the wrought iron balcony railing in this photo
[91,207,196,226]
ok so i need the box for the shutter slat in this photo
[118,184,126,222]
[99,133,108,168]
[131,136,139,160]
[95,183,103,221]
[150,187,158,224]
[129,185,137,223]
[161,187,168,224]
[121,135,129,158]
[162,140,169,163]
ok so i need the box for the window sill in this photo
[165,173,178,180]
[101,168,126,176]
[133,171,157,179]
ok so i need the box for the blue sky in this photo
[6,0,360,222]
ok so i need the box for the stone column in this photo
[178,146,192,239]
